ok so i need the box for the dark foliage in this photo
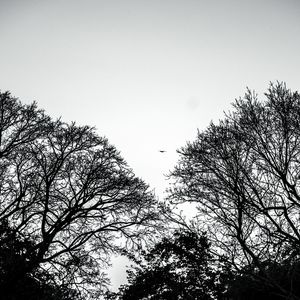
[0,220,78,300]
[109,230,228,300]
[228,258,300,300]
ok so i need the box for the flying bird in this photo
[159,150,167,153]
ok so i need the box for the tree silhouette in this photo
[227,258,300,300]
[109,230,228,300]
[0,91,161,298]
[0,220,79,300]
[169,82,300,299]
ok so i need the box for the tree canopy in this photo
[0,220,79,300]
[169,83,300,299]
[109,229,228,300]
[3,83,300,299]
[0,91,161,298]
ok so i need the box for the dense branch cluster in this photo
[169,83,300,298]
[0,92,161,298]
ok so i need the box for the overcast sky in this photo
[1,0,300,290]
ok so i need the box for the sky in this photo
[1,0,300,291]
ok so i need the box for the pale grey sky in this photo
[1,0,300,290]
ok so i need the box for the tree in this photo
[227,258,300,300]
[0,91,161,298]
[169,83,300,299]
[110,230,228,300]
[0,220,79,300]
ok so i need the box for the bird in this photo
[159,150,167,153]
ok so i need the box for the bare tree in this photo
[169,83,300,299]
[0,92,161,298]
